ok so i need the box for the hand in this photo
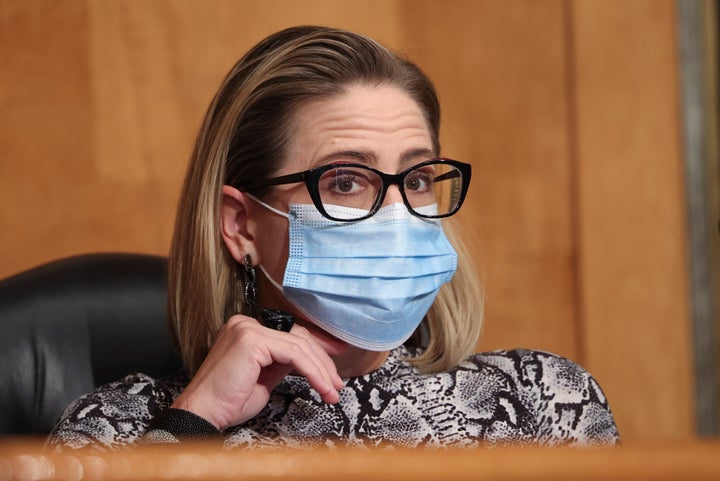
[170,314,345,431]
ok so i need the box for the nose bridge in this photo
[381,172,405,206]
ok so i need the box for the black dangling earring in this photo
[242,254,295,332]
[243,254,257,315]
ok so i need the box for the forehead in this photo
[280,84,433,173]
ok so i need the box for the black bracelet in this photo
[147,408,220,442]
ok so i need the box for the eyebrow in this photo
[317,148,435,167]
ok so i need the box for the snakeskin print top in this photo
[48,347,619,449]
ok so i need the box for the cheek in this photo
[255,212,290,281]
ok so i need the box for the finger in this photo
[289,324,344,390]
[258,323,338,385]
[261,335,341,404]
[237,315,342,401]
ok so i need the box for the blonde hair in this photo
[169,26,484,375]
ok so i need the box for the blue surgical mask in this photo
[250,197,458,351]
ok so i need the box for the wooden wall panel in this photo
[571,0,695,439]
[401,0,579,361]
[0,1,97,266]
[0,0,408,278]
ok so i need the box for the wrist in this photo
[170,393,225,431]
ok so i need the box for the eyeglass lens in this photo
[317,162,464,220]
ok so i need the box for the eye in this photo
[404,169,434,193]
[332,174,363,194]
[318,167,374,197]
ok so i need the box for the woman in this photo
[49,26,619,449]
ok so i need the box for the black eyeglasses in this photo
[243,158,471,222]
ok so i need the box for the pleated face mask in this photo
[253,198,458,351]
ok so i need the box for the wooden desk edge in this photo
[1,439,719,481]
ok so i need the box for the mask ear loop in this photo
[245,193,291,219]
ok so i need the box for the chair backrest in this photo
[0,253,183,435]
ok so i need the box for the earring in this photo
[243,254,257,314]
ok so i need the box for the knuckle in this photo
[225,314,254,328]
[236,325,260,342]
[287,342,305,356]
[227,320,261,342]
[292,325,309,336]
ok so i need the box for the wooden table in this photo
[1,439,720,481]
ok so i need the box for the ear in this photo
[220,185,260,265]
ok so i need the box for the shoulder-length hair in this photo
[169,26,484,375]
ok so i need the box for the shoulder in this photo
[461,349,620,446]
[48,372,187,450]
[466,349,598,393]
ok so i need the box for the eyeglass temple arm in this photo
[434,170,462,182]
[264,172,306,186]
[246,171,307,189]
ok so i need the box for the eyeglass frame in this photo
[240,158,471,222]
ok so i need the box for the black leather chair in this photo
[0,253,183,435]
